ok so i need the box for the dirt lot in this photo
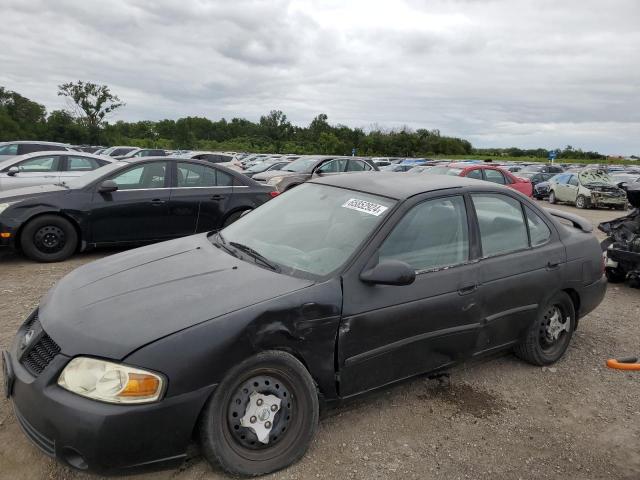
[1,201,639,480]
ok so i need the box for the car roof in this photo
[309,172,493,200]
[0,140,69,146]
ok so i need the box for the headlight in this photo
[58,357,165,404]
[0,202,14,214]
[266,176,283,186]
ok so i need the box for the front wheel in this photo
[20,215,78,262]
[575,194,590,209]
[515,292,576,366]
[548,190,557,204]
[199,351,319,477]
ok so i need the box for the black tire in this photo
[605,266,627,283]
[575,195,589,209]
[20,215,78,262]
[199,351,319,477]
[548,190,557,204]
[514,292,576,366]
[223,209,251,228]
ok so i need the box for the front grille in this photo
[21,333,60,376]
[14,406,56,456]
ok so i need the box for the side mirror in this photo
[98,180,118,193]
[360,260,416,286]
[7,166,19,177]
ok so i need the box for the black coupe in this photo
[0,157,276,261]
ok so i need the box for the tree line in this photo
[0,82,606,160]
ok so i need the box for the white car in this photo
[0,151,113,192]
[0,141,72,161]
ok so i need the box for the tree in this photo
[58,81,124,142]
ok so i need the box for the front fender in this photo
[124,279,343,401]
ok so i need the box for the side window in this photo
[568,175,579,186]
[67,156,99,171]
[109,162,167,190]
[15,156,59,172]
[0,144,18,156]
[525,206,552,247]
[556,174,569,185]
[484,169,506,185]
[379,196,469,271]
[217,169,234,186]
[346,160,371,172]
[176,162,234,187]
[472,194,528,257]
[317,159,345,173]
[466,169,483,180]
[176,162,217,187]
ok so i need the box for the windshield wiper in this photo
[229,241,280,272]
[212,232,239,258]
[54,182,69,189]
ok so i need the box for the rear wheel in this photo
[20,215,78,262]
[548,190,557,204]
[515,292,575,366]
[199,351,319,477]
[575,195,590,209]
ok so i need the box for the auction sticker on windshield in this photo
[342,198,389,216]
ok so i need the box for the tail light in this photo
[269,191,280,198]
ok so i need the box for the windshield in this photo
[62,162,127,188]
[518,172,536,179]
[282,157,322,173]
[578,169,614,186]
[216,183,396,278]
[426,166,463,176]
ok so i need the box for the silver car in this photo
[0,141,72,161]
[0,151,113,192]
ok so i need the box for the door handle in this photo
[210,194,225,201]
[546,261,560,270]
[458,284,477,295]
[150,199,166,206]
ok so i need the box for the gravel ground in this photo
[0,201,639,480]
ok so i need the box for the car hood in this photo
[0,184,68,202]
[39,234,314,359]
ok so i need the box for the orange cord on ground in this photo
[606,359,640,371]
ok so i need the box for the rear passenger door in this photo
[60,155,104,180]
[168,162,234,236]
[470,193,565,353]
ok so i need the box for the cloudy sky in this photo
[1,0,639,154]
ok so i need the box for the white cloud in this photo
[0,0,638,154]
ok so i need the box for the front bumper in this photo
[590,193,626,207]
[5,328,216,474]
[0,217,18,247]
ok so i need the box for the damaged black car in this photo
[4,173,606,476]
[599,183,640,287]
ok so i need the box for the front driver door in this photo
[338,194,482,397]
[89,161,172,244]
[0,155,62,191]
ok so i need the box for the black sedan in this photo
[4,174,606,476]
[0,157,276,262]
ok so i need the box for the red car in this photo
[426,163,533,197]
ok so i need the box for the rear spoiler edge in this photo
[545,208,593,233]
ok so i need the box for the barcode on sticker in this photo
[342,198,388,216]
